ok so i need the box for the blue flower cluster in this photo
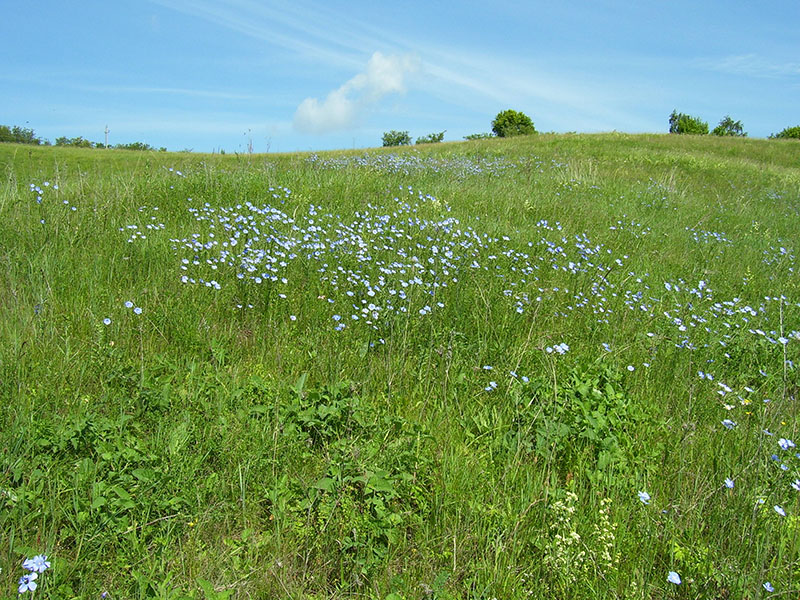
[305,151,531,178]
[17,554,50,594]
[28,180,74,223]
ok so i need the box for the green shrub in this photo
[491,109,536,137]
[668,110,709,135]
[56,136,95,148]
[381,130,412,147]
[464,132,494,140]
[770,125,800,140]
[510,364,650,482]
[415,131,445,144]
[712,116,746,137]
[0,124,46,145]
[52,137,156,150]
[115,141,155,151]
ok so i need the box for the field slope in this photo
[1,134,800,599]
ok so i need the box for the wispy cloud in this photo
[418,50,656,132]
[0,68,264,101]
[149,0,655,133]
[293,52,418,134]
[695,54,800,78]
[148,0,368,68]
[80,84,258,101]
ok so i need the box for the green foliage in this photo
[517,364,649,480]
[712,115,746,137]
[272,378,433,588]
[463,132,494,140]
[5,409,186,549]
[669,110,709,134]
[197,578,234,599]
[2,122,161,150]
[55,135,96,148]
[114,141,156,151]
[0,124,46,144]
[491,109,536,137]
[382,130,412,146]
[415,131,445,144]
[45,133,160,150]
[279,378,369,446]
[670,539,732,597]
[770,125,800,139]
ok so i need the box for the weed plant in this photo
[1,134,799,598]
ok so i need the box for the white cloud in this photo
[294,52,418,134]
[695,54,800,79]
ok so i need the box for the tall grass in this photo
[1,134,799,598]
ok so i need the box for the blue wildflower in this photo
[23,555,50,573]
[638,491,650,504]
[18,573,38,593]
[667,571,681,585]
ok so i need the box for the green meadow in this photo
[1,133,799,599]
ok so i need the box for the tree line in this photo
[382,109,800,146]
[0,124,166,151]
[668,111,799,139]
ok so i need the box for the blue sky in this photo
[2,1,798,152]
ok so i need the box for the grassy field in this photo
[1,133,799,599]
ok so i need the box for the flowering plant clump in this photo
[539,493,619,593]
[542,491,587,590]
[591,497,619,578]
